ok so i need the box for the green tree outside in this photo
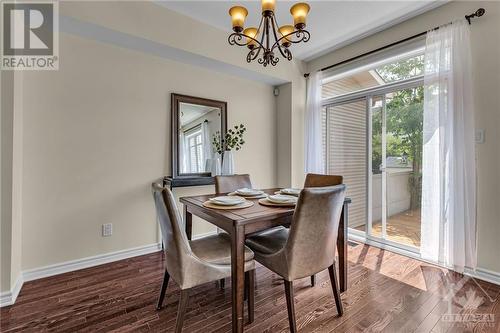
[373,55,424,210]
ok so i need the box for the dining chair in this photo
[215,174,253,194]
[245,185,346,333]
[304,173,343,287]
[214,174,254,289]
[304,173,343,188]
[152,183,256,332]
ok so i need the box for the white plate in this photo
[267,194,298,204]
[209,196,245,206]
[280,188,301,196]
[235,188,264,196]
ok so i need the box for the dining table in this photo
[179,188,351,333]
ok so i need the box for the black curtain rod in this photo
[303,8,485,78]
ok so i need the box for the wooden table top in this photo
[180,188,294,225]
[180,188,351,226]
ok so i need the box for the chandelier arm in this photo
[247,44,263,62]
[269,17,290,59]
[228,32,265,49]
[258,18,267,51]
[265,16,271,52]
[271,55,279,66]
[270,30,310,52]
[283,47,293,61]
[257,14,264,34]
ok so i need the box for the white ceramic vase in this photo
[211,155,222,176]
[221,150,234,175]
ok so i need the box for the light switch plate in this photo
[475,129,485,144]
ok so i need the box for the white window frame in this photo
[185,128,203,173]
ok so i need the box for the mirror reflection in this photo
[178,102,221,174]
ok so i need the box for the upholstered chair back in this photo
[285,185,346,280]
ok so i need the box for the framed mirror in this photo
[171,93,227,182]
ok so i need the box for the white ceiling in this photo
[180,103,218,126]
[158,1,445,61]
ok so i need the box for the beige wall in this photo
[1,71,14,292]
[19,33,277,270]
[1,70,24,293]
[307,1,500,273]
[276,83,292,187]
[1,1,305,295]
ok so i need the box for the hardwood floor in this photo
[1,242,499,332]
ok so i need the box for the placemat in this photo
[202,200,254,210]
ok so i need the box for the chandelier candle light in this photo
[228,0,310,67]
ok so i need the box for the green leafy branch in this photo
[212,124,247,153]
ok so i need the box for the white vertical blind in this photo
[323,100,367,228]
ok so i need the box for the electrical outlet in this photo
[102,223,112,237]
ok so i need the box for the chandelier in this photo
[228,0,310,67]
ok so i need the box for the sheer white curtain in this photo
[201,121,212,172]
[179,131,187,173]
[421,19,477,272]
[305,71,325,173]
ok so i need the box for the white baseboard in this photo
[23,243,162,282]
[465,267,500,286]
[0,242,162,307]
[1,232,219,308]
[0,275,23,307]
[192,230,218,240]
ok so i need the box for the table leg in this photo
[184,205,192,241]
[231,226,245,333]
[337,202,349,292]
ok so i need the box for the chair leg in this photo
[156,268,170,310]
[244,272,249,301]
[284,280,297,333]
[175,289,190,333]
[219,278,225,290]
[310,274,316,287]
[328,264,344,316]
[247,269,255,323]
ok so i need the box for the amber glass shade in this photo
[290,3,310,29]
[279,25,294,46]
[229,6,248,32]
[243,27,258,48]
[261,0,276,13]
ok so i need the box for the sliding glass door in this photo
[321,47,425,252]
[323,86,423,252]
[368,88,423,250]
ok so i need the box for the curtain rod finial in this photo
[466,8,485,24]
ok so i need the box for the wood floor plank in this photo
[1,244,499,332]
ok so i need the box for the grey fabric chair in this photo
[215,174,252,194]
[304,173,343,287]
[152,183,256,332]
[245,184,346,333]
[214,174,254,289]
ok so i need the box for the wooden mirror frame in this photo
[170,93,227,185]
